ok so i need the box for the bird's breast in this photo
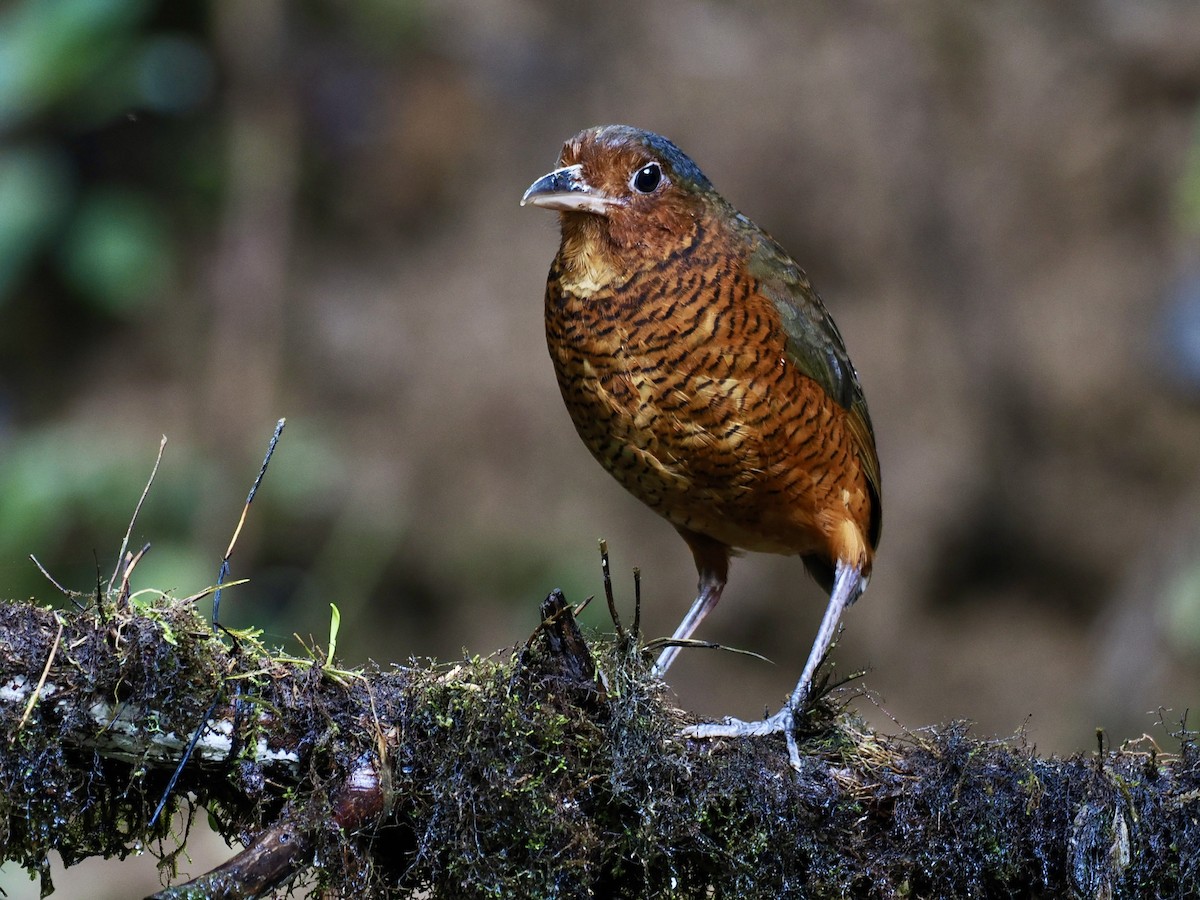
[547,253,767,504]
[544,240,873,561]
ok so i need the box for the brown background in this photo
[2,2,1200,895]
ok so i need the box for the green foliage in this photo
[0,0,152,127]
[0,144,71,298]
[0,0,210,313]
[58,186,173,312]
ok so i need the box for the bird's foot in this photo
[681,705,803,771]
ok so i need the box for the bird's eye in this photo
[631,162,662,194]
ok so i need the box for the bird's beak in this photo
[520,164,624,216]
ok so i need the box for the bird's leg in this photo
[652,529,730,677]
[651,577,723,677]
[681,560,865,770]
[777,559,863,718]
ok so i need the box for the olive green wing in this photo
[747,231,882,547]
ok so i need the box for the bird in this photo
[521,125,881,768]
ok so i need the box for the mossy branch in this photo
[1,590,1198,899]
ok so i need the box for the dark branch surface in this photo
[1,593,1198,899]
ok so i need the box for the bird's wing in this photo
[747,232,882,546]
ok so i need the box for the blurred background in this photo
[3,0,1200,894]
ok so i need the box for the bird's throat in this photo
[557,227,630,298]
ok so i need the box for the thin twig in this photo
[212,418,286,625]
[179,579,249,606]
[14,616,64,739]
[223,418,286,561]
[155,420,285,828]
[115,542,152,607]
[109,435,167,596]
[29,555,85,609]
[599,540,626,641]
[642,637,771,664]
[632,566,642,638]
[148,692,223,829]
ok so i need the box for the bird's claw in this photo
[680,706,804,771]
[680,714,784,739]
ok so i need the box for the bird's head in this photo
[522,125,719,276]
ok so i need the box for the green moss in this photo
[3,595,1200,897]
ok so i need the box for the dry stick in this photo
[599,540,626,641]
[13,616,64,740]
[109,435,168,596]
[631,566,642,639]
[92,552,108,626]
[212,417,286,626]
[572,593,595,618]
[116,542,153,607]
[150,758,386,900]
[29,554,85,610]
